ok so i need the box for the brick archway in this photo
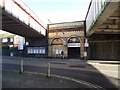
[67,35,81,43]
[50,38,63,45]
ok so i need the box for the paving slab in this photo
[2,70,91,88]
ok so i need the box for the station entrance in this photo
[67,37,81,59]
[68,47,80,59]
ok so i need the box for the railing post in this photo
[2,0,5,9]
[28,14,30,26]
[39,26,41,33]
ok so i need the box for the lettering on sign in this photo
[68,43,80,47]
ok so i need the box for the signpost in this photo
[18,37,24,74]
[84,38,89,61]
[18,37,24,51]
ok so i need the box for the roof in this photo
[0,33,15,38]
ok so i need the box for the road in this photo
[2,57,119,89]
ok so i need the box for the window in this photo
[10,38,14,42]
[28,48,31,54]
[36,49,39,53]
[42,49,45,54]
[51,38,63,45]
[27,47,46,54]
[55,49,62,54]
[2,38,8,43]
[68,37,80,43]
[39,49,41,53]
[26,42,29,46]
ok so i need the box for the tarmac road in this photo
[2,63,119,89]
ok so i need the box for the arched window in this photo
[68,37,80,43]
[51,38,63,45]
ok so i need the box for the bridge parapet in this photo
[85,0,110,35]
[0,0,46,36]
[85,0,119,37]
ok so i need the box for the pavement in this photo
[1,56,119,89]
[87,60,119,79]
[1,56,120,79]
[3,70,91,88]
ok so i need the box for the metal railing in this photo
[85,0,110,33]
[0,0,46,36]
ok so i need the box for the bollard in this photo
[20,59,24,74]
[47,62,51,78]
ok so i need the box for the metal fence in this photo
[0,0,46,36]
[85,0,111,33]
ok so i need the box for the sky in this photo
[0,0,91,34]
[24,0,91,24]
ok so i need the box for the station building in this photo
[48,21,86,59]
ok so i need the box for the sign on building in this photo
[68,43,80,47]
[85,38,89,47]
[18,37,24,50]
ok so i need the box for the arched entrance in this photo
[67,37,80,59]
[50,38,64,58]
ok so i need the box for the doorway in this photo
[68,47,80,59]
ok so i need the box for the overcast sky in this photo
[0,0,91,34]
